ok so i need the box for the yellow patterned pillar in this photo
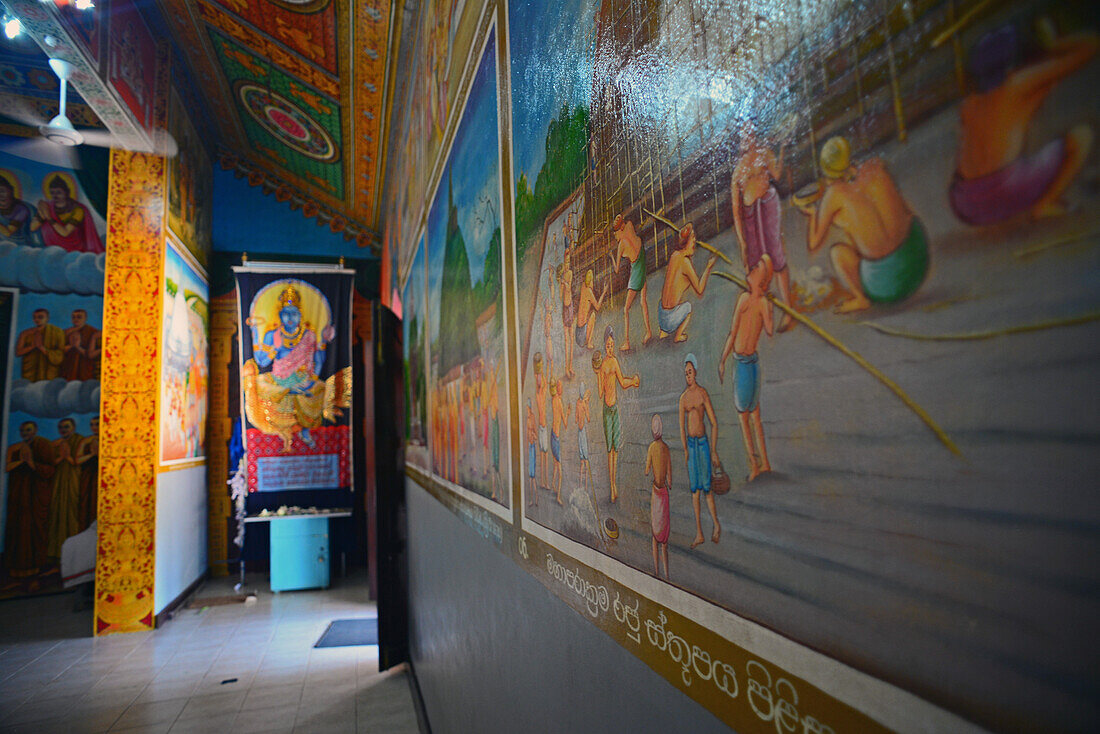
[94,44,170,636]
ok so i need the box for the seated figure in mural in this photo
[950,24,1097,225]
[245,284,337,451]
[60,309,101,381]
[16,308,65,382]
[0,171,34,244]
[4,422,55,581]
[659,223,717,342]
[796,137,928,313]
[31,174,104,253]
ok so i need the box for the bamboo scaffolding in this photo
[645,212,959,456]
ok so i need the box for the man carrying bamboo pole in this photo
[658,223,718,342]
[731,124,794,331]
[612,213,653,351]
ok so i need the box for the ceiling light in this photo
[3,17,22,39]
[74,0,94,10]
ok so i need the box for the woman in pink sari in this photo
[31,173,104,253]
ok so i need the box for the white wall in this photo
[155,465,207,614]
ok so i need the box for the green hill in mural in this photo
[515,104,589,258]
[436,178,481,378]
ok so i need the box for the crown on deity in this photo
[278,284,302,309]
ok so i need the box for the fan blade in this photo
[2,136,81,170]
[81,129,179,158]
[0,92,49,128]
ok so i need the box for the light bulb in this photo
[3,18,22,40]
[75,0,95,10]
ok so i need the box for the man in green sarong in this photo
[796,136,929,313]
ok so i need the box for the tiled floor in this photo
[0,572,421,733]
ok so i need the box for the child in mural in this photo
[796,137,929,313]
[719,255,776,482]
[0,171,34,244]
[950,24,1097,225]
[576,269,609,350]
[611,213,653,351]
[730,125,794,331]
[47,418,83,558]
[15,309,65,382]
[31,173,104,253]
[659,224,718,342]
[678,354,721,547]
[575,384,592,499]
[645,413,672,579]
[526,397,539,506]
[596,326,640,503]
[534,353,550,492]
[4,421,55,582]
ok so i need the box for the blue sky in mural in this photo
[508,0,594,183]
[212,168,374,259]
[427,30,500,339]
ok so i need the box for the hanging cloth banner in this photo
[233,266,354,492]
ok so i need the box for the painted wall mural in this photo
[385,0,488,286]
[167,89,213,269]
[160,236,209,466]
[422,27,510,509]
[388,0,1100,730]
[0,142,106,601]
[403,235,429,472]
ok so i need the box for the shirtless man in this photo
[644,413,672,579]
[551,259,577,378]
[611,213,653,351]
[731,125,794,330]
[575,384,592,498]
[575,269,609,349]
[534,353,550,492]
[678,354,720,547]
[525,397,538,506]
[550,378,568,505]
[796,136,928,313]
[719,254,776,481]
[659,224,717,342]
[950,24,1096,225]
[596,326,640,503]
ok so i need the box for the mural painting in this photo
[387,0,486,285]
[403,235,430,471]
[507,0,1099,729]
[160,236,209,466]
[425,28,509,509]
[107,0,157,132]
[167,89,213,269]
[0,143,106,599]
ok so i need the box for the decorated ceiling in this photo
[0,0,391,250]
[157,0,390,248]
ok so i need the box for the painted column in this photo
[94,45,170,636]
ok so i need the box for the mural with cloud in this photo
[0,137,106,600]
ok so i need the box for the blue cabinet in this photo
[269,516,330,592]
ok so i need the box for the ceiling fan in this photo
[1,58,176,169]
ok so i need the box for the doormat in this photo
[314,617,379,647]
[187,594,253,608]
